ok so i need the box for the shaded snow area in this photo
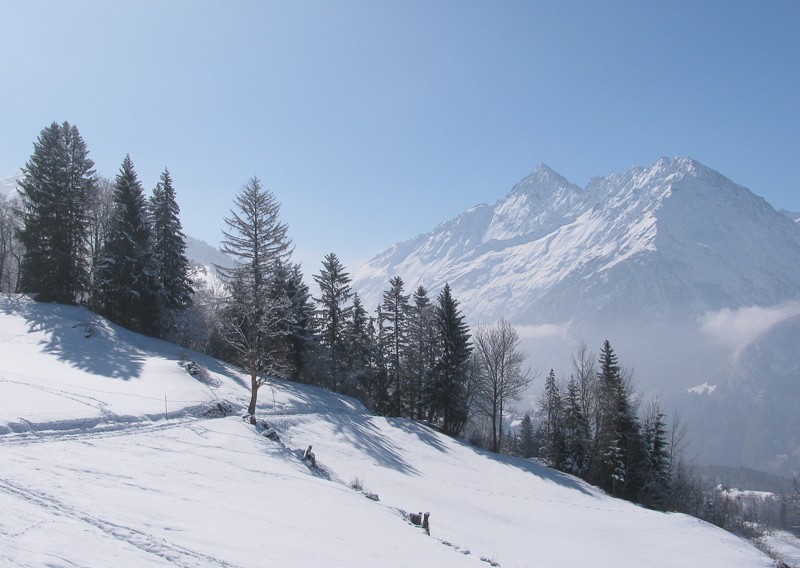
[0,295,775,567]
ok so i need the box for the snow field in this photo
[0,295,777,566]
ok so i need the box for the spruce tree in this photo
[344,292,375,401]
[562,377,591,475]
[313,253,352,389]
[278,262,316,383]
[640,401,671,509]
[96,155,157,333]
[18,121,95,303]
[407,286,437,420]
[380,276,410,416]
[426,283,472,436]
[150,168,193,318]
[592,340,643,499]
[540,369,564,468]
[518,413,537,458]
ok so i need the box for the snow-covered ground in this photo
[0,294,780,567]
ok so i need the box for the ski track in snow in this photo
[0,477,242,568]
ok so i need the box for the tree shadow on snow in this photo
[9,297,146,380]
[467,444,597,497]
[386,418,450,453]
[326,412,422,476]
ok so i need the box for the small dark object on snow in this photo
[408,512,430,535]
[303,445,316,468]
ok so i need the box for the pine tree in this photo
[380,276,410,416]
[540,369,565,468]
[407,286,437,420]
[218,177,292,416]
[518,413,537,458]
[640,400,671,509]
[344,292,375,401]
[562,377,591,475]
[18,121,95,303]
[96,155,157,333]
[426,283,472,436]
[371,304,392,415]
[591,340,643,498]
[313,253,352,390]
[278,262,316,382]
[149,168,193,321]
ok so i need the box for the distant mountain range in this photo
[352,157,800,475]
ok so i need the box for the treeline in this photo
[483,340,689,510]
[5,122,193,336]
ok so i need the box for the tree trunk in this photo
[248,374,259,415]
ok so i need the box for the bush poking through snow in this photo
[202,401,233,417]
[350,476,380,501]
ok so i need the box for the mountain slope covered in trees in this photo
[351,157,800,475]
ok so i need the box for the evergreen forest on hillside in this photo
[2,122,799,543]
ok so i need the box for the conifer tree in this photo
[218,177,292,416]
[562,377,591,475]
[407,286,437,420]
[278,262,316,382]
[344,292,375,400]
[540,369,565,468]
[380,276,410,416]
[518,412,537,458]
[18,121,95,303]
[149,168,193,319]
[313,253,352,389]
[591,340,643,498]
[426,283,472,436]
[640,400,671,509]
[96,155,157,333]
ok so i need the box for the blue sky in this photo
[2,1,798,272]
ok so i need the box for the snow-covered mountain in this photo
[185,235,232,273]
[0,172,21,198]
[0,295,779,566]
[354,157,800,323]
[352,157,800,474]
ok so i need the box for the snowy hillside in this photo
[0,294,776,567]
[350,157,800,475]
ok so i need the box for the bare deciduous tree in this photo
[472,319,532,453]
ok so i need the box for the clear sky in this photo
[2,1,798,273]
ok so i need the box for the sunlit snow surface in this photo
[0,295,775,567]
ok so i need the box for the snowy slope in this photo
[0,295,775,567]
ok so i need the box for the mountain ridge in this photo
[351,157,800,474]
